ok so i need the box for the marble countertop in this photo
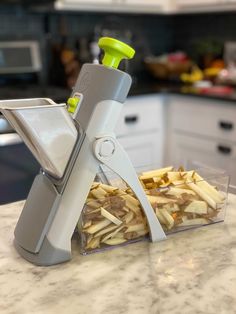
[1,195,236,314]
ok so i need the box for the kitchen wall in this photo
[172,12,236,63]
[1,6,236,83]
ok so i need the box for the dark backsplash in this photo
[1,6,236,84]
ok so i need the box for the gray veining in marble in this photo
[0,196,236,314]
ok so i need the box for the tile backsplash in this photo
[1,6,236,83]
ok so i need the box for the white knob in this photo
[99,140,115,158]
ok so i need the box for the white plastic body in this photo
[46,99,166,252]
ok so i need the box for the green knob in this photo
[98,37,135,69]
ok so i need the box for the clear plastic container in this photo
[78,165,229,255]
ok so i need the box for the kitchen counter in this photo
[1,195,236,314]
[1,81,236,105]
[130,81,236,103]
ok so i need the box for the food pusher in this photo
[0,37,166,266]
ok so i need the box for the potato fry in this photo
[184,200,208,215]
[90,186,108,199]
[85,219,111,234]
[125,223,147,233]
[101,207,123,226]
[80,165,226,251]
[159,207,175,229]
[139,166,173,180]
[185,181,217,209]
[102,225,125,242]
[194,173,225,202]
[94,224,118,237]
[103,238,127,245]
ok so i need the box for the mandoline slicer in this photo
[0,37,166,266]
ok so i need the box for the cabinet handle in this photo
[219,121,234,131]
[217,145,232,155]
[124,115,139,124]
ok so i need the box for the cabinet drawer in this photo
[169,96,236,142]
[115,95,164,137]
[168,132,236,185]
[118,132,164,169]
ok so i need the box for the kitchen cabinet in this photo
[175,0,236,12]
[115,94,166,170]
[55,0,115,11]
[55,0,171,13]
[166,95,236,186]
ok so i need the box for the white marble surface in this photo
[1,195,236,314]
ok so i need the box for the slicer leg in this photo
[93,136,166,242]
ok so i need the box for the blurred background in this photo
[1,0,236,203]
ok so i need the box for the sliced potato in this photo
[178,218,209,227]
[159,207,175,229]
[101,207,123,226]
[184,200,208,215]
[147,195,177,205]
[139,166,173,180]
[185,181,217,209]
[125,223,147,233]
[103,238,127,245]
[85,219,111,234]
[90,186,108,199]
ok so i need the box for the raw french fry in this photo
[159,207,175,229]
[186,181,217,209]
[85,219,111,234]
[121,194,140,206]
[94,224,118,237]
[102,225,125,242]
[90,186,108,199]
[147,195,177,205]
[166,187,196,197]
[136,229,149,237]
[101,207,123,226]
[184,200,208,215]
[171,180,186,187]
[123,211,134,224]
[86,199,101,209]
[91,182,100,189]
[167,172,182,181]
[163,203,180,213]
[178,218,209,227]
[139,166,173,180]
[194,173,225,202]
[86,236,101,249]
[121,195,141,215]
[99,183,118,193]
[103,238,127,245]
[80,165,227,251]
[155,208,167,225]
[125,223,147,233]
[83,220,92,228]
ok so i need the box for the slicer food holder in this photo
[78,166,229,255]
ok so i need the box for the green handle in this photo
[98,37,135,69]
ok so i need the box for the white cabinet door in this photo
[55,0,115,11]
[176,0,222,6]
[168,133,236,186]
[124,0,162,5]
[61,0,112,2]
[115,94,165,170]
[168,95,236,143]
[121,0,172,12]
[118,132,164,171]
[115,94,164,137]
